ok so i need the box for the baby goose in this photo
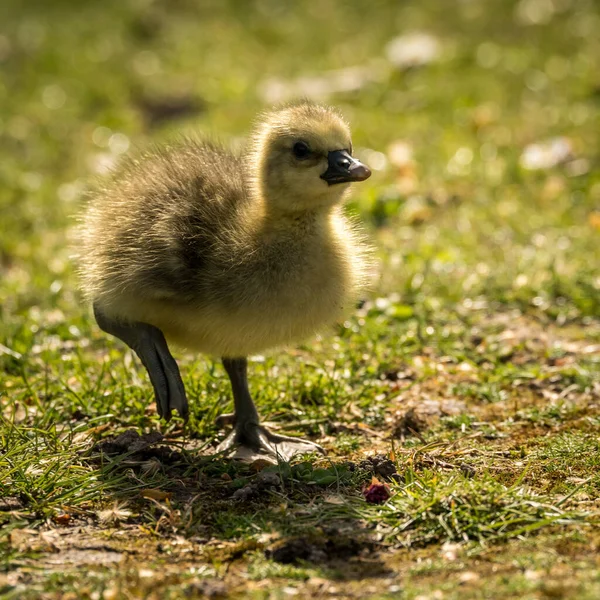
[78,101,372,460]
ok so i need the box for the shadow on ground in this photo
[81,428,394,580]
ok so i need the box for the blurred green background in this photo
[1,1,600,597]
[1,0,598,344]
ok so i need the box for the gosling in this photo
[78,101,372,460]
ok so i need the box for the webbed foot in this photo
[216,421,325,462]
[216,356,325,462]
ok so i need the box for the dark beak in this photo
[320,150,372,186]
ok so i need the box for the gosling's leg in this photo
[216,357,324,461]
[93,303,188,421]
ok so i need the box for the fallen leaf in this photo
[141,489,172,501]
[53,513,71,525]
[323,494,345,505]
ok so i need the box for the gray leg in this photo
[93,303,188,421]
[216,357,324,461]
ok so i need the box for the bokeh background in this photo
[1,1,600,597]
[1,0,599,337]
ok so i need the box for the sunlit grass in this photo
[1,0,600,597]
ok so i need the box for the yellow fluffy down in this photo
[77,101,373,357]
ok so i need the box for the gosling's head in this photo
[249,101,371,213]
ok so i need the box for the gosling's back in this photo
[79,139,249,309]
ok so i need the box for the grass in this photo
[1,0,600,597]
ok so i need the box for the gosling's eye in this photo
[292,141,311,160]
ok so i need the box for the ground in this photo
[1,0,600,598]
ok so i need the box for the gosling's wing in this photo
[79,138,248,306]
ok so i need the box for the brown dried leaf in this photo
[53,513,71,525]
[141,489,172,501]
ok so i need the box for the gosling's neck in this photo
[248,184,346,231]
[248,192,343,240]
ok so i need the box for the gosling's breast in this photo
[161,222,360,356]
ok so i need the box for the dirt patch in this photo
[184,578,227,598]
[94,429,182,463]
[0,496,24,511]
[230,471,281,501]
[390,406,430,439]
[266,533,374,565]
[44,548,123,566]
[356,454,398,480]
